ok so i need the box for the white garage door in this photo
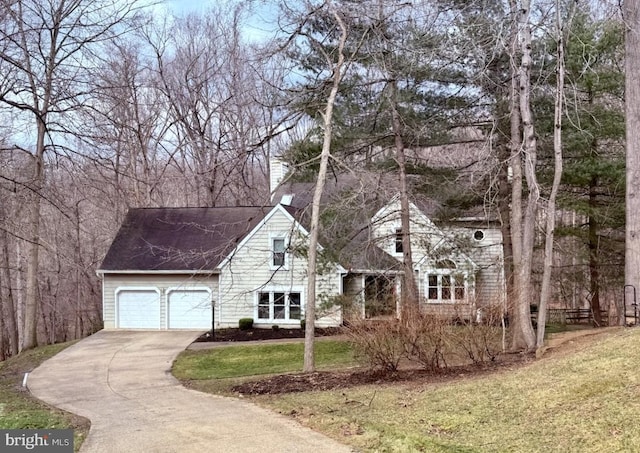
[117,289,161,329]
[168,290,212,329]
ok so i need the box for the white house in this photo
[97,205,344,330]
[98,171,505,330]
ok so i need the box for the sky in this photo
[158,0,279,42]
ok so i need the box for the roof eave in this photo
[97,269,219,276]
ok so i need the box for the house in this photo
[273,174,506,322]
[98,163,505,330]
[97,205,345,330]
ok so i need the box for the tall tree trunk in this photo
[1,215,19,357]
[498,146,514,305]
[23,121,46,351]
[537,1,566,348]
[493,89,514,319]
[389,80,419,320]
[74,200,83,339]
[585,84,603,326]
[0,262,5,360]
[509,0,535,351]
[625,0,640,327]
[588,177,602,326]
[303,4,348,373]
[517,0,539,351]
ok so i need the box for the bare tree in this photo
[80,38,174,208]
[509,0,537,351]
[537,0,569,348]
[146,5,282,207]
[299,1,350,373]
[0,0,142,350]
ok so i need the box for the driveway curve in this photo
[28,331,353,453]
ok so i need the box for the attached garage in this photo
[101,274,218,330]
[117,289,161,329]
[167,289,212,329]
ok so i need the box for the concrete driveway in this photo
[28,330,353,453]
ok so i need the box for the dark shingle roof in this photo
[99,207,272,272]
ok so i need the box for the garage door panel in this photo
[168,290,211,329]
[118,290,161,329]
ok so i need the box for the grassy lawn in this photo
[254,327,637,452]
[174,327,637,452]
[173,340,355,381]
[0,343,89,451]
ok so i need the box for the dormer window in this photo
[272,237,286,267]
[395,228,403,253]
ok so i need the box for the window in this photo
[427,275,438,300]
[436,259,456,269]
[441,275,451,300]
[289,293,301,320]
[273,292,286,319]
[258,292,270,319]
[426,269,467,303]
[256,291,302,322]
[454,274,465,299]
[473,230,485,241]
[272,237,286,267]
[395,228,403,253]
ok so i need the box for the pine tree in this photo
[536,12,625,324]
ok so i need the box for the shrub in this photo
[346,320,405,372]
[271,325,280,331]
[300,319,306,330]
[450,305,503,364]
[403,314,449,371]
[238,318,253,331]
[346,309,504,374]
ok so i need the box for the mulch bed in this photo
[231,352,535,396]
[188,329,609,396]
[194,327,343,343]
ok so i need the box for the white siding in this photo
[102,274,218,329]
[443,226,505,307]
[371,198,445,259]
[218,208,342,328]
[370,197,505,310]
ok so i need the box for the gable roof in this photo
[215,203,313,270]
[274,178,446,272]
[99,206,274,272]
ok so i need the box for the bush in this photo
[271,325,280,331]
[450,306,503,364]
[300,319,306,330]
[346,321,405,372]
[238,318,253,331]
[403,314,449,371]
[346,309,505,373]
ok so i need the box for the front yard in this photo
[174,326,638,452]
[174,339,356,394]
[0,343,89,451]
